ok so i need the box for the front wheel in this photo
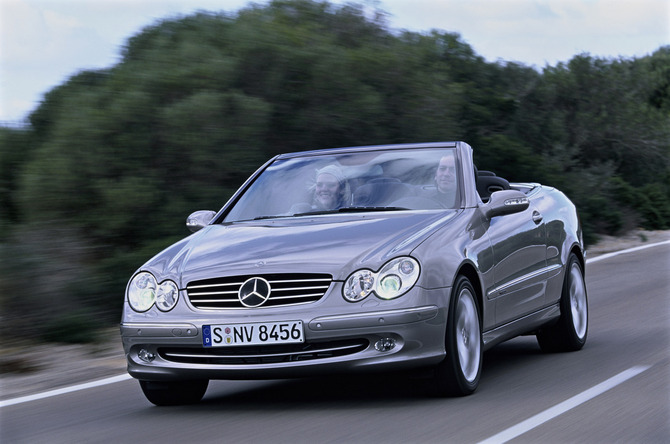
[139,379,209,406]
[433,275,482,396]
[536,254,588,352]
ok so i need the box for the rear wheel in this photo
[537,254,588,352]
[139,379,209,406]
[433,275,482,396]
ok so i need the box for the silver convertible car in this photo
[121,141,588,405]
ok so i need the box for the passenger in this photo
[290,165,350,213]
[312,165,349,210]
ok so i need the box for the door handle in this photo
[532,211,543,224]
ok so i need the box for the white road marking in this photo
[0,374,131,408]
[586,240,670,264]
[477,365,651,444]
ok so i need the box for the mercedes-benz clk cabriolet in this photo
[121,141,588,405]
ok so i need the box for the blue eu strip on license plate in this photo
[202,321,304,347]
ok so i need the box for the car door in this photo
[486,201,548,326]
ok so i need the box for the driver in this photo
[431,154,457,207]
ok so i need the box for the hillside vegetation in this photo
[1,0,668,341]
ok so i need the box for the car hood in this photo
[143,211,457,285]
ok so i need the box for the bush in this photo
[611,176,670,230]
[637,183,670,229]
[41,310,100,344]
[578,195,624,245]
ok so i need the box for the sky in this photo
[1,0,668,124]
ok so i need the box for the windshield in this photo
[223,147,460,222]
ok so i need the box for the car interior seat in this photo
[476,170,510,202]
[352,177,413,206]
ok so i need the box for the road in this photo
[2,243,668,443]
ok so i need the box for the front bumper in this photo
[121,305,447,381]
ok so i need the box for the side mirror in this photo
[186,210,216,233]
[482,190,530,219]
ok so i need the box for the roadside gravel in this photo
[584,229,670,257]
[2,229,669,402]
[1,329,127,401]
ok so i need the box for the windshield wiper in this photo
[293,206,408,217]
[338,206,408,212]
[250,207,408,220]
[252,215,291,221]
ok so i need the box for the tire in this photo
[537,254,588,352]
[433,275,482,396]
[139,379,209,406]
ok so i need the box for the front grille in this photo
[158,339,369,365]
[186,273,332,309]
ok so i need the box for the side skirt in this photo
[482,303,560,351]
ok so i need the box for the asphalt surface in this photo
[1,241,668,443]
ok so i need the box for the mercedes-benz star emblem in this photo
[239,277,272,308]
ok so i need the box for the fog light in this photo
[374,338,396,352]
[138,349,155,363]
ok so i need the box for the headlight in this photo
[127,272,179,312]
[156,280,179,311]
[343,257,420,302]
[343,270,375,301]
[128,272,156,312]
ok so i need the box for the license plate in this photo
[202,321,304,347]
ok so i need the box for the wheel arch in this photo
[455,262,483,323]
[569,243,586,274]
